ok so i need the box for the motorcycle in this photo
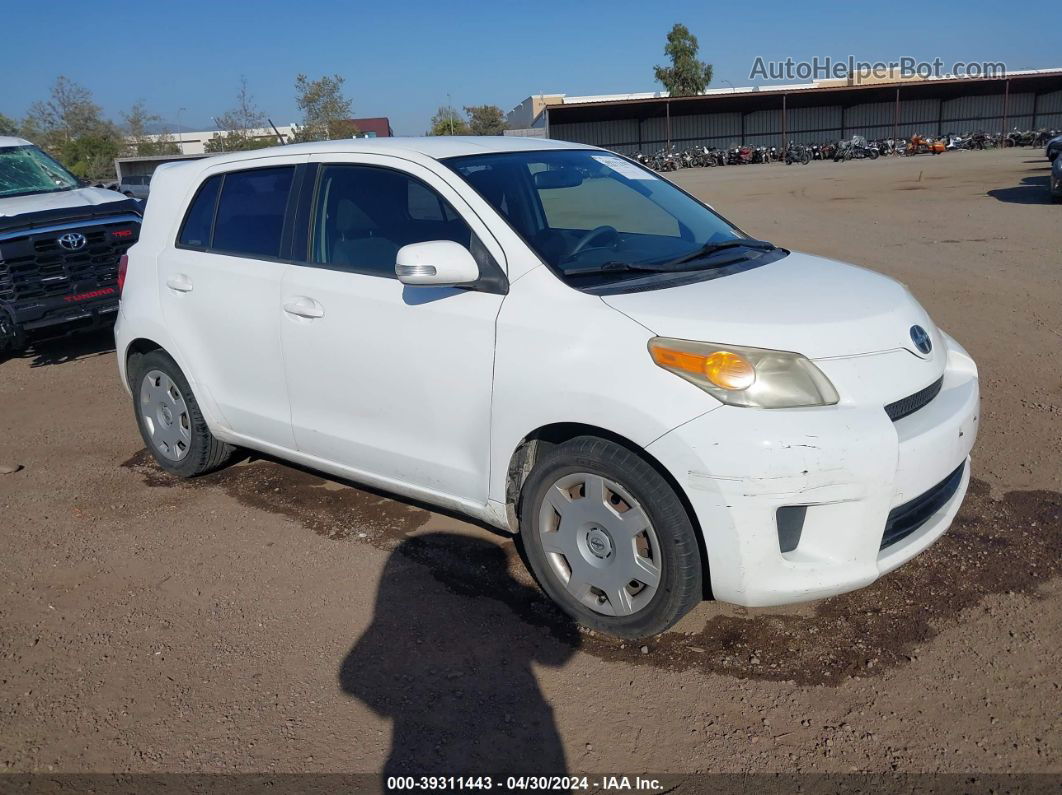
[784,141,811,165]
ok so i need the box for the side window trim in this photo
[207,173,224,250]
[290,163,319,264]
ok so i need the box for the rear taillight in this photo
[117,254,129,294]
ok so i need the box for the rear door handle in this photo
[166,274,193,293]
[283,296,325,319]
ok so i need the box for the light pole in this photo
[176,107,186,152]
[447,93,454,135]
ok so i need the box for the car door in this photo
[279,154,506,504]
[159,155,307,449]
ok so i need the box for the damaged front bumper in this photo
[647,335,980,606]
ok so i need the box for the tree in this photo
[60,133,123,180]
[23,76,114,150]
[653,23,713,97]
[293,73,357,142]
[19,76,122,179]
[206,76,275,152]
[0,113,19,136]
[427,105,470,136]
[464,104,507,136]
[122,100,180,156]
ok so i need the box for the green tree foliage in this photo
[653,23,713,97]
[20,76,123,180]
[205,77,279,152]
[464,104,507,136]
[60,134,123,180]
[293,74,358,142]
[427,105,470,136]
[123,100,180,156]
[0,113,19,136]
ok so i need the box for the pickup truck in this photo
[0,135,141,355]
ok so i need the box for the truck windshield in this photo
[0,145,80,198]
[442,149,775,286]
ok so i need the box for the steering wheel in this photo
[568,225,619,258]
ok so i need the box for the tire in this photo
[518,436,703,639]
[130,349,235,477]
[868,149,879,160]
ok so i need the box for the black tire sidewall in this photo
[131,350,220,477]
[518,437,703,639]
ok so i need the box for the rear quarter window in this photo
[177,175,222,249]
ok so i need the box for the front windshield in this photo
[443,149,767,284]
[0,145,80,198]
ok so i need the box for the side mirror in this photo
[395,240,480,287]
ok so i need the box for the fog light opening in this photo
[776,505,807,554]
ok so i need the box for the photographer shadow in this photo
[339,532,580,780]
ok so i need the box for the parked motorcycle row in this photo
[631,128,1061,172]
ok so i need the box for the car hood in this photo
[600,252,937,359]
[0,187,127,217]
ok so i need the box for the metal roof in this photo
[549,69,1062,123]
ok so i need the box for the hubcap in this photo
[537,472,662,618]
[140,370,192,461]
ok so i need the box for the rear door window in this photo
[211,167,295,259]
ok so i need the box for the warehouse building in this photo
[536,69,1062,156]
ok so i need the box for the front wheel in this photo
[131,350,235,477]
[519,437,703,639]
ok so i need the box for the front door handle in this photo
[166,273,193,293]
[283,296,325,319]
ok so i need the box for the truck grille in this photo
[0,220,138,303]
[880,462,965,550]
[884,376,944,422]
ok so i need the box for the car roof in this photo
[198,135,597,166]
[0,136,33,148]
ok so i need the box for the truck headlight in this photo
[648,337,839,408]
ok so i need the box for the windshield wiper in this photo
[662,238,776,267]
[564,261,669,277]
[564,239,777,278]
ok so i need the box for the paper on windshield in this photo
[591,154,656,180]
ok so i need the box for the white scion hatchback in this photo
[116,137,979,638]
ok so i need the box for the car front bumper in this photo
[647,335,979,606]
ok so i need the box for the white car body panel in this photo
[116,136,980,608]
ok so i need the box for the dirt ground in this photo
[1,147,1059,779]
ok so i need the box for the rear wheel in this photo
[131,350,235,477]
[519,437,703,639]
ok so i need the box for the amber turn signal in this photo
[649,343,756,391]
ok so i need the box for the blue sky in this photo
[0,1,1054,135]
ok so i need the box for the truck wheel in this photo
[519,436,703,639]
[131,350,235,477]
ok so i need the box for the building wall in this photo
[134,125,298,156]
[549,88,1062,153]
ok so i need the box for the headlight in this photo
[648,337,839,408]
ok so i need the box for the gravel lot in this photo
[1,147,1059,777]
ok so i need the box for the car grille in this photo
[0,221,138,303]
[884,376,944,422]
[880,462,965,550]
